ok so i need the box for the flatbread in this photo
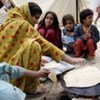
[43,61,75,75]
[48,72,58,95]
[64,67,100,87]
[48,72,57,84]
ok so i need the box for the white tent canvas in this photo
[40,0,88,25]
[0,0,99,25]
[0,0,54,25]
[40,0,100,25]
[16,0,54,12]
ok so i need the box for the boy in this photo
[74,9,100,59]
[0,62,50,100]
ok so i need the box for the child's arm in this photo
[0,62,50,79]
[92,25,100,43]
[24,68,50,78]
[74,26,87,41]
[74,27,83,40]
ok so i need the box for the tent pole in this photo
[76,0,79,23]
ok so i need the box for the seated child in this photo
[38,11,62,49]
[0,62,50,100]
[74,9,100,59]
[62,14,76,53]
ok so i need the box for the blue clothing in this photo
[62,27,76,46]
[63,25,77,36]
[74,24,100,43]
[62,35,75,45]
[0,80,26,100]
[0,62,26,100]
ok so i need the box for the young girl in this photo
[38,11,62,49]
[74,9,100,59]
[62,14,76,53]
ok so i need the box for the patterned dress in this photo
[0,3,64,93]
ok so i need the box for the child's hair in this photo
[62,14,75,26]
[80,9,93,24]
[28,2,42,16]
[39,11,59,28]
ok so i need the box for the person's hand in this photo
[71,58,87,66]
[70,32,74,36]
[85,33,91,38]
[37,69,50,78]
[61,54,86,66]
[83,33,91,40]
[41,59,49,66]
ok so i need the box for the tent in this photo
[16,0,55,12]
[40,0,89,25]
[0,0,99,25]
[0,0,54,25]
[40,0,99,25]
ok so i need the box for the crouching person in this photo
[0,62,50,100]
[74,9,100,59]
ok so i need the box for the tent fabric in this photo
[40,0,90,25]
[16,0,54,12]
[0,0,99,26]
[0,0,54,25]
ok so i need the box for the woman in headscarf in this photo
[0,2,86,94]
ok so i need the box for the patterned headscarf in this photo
[7,3,35,26]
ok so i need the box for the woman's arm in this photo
[61,53,86,65]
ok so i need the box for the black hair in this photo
[39,11,59,28]
[62,14,75,26]
[80,9,93,24]
[28,2,42,16]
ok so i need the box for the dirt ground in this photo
[26,78,64,100]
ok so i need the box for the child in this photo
[38,11,62,49]
[74,9,100,59]
[0,62,50,100]
[62,14,76,53]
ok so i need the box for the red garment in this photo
[74,38,96,58]
[38,26,62,49]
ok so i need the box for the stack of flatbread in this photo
[43,61,75,75]
[64,67,100,87]
[48,72,58,84]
